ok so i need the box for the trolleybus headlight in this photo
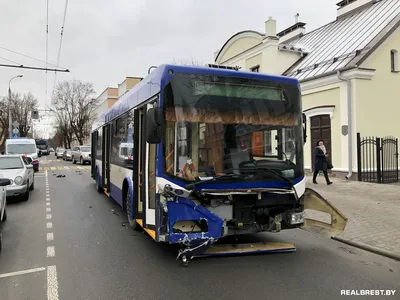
[289,212,305,225]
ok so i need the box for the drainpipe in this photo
[337,69,353,179]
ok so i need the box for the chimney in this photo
[336,0,377,18]
[265,17,277,37]
[277,21,306,44]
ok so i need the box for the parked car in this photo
[0,177,11,252]
[63,149,72,161]
[72,145,91,165]
[55,147,65,159]
[0,155,34,201]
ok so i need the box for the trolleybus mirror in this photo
[302,113,307,143]
[146,107,164,144]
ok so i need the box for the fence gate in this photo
[357,133,399,183]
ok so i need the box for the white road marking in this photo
[46,207,51,212]
[0,267,46,279]
[63,166,70,170]
[47,265,59,300]
[46,214,52,220]
[47,232,54,241]
[47,222,53,229]
[47,246,55,257]
[50,167,57,170]
[46,202,50,206]
[46,198,50,202]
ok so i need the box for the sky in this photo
[0,0,339,137]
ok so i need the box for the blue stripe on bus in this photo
[157,174,304,191]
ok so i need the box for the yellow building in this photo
[214,0,400,180]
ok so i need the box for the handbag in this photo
[327,160,333,169]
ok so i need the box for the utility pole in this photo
[8,75,23,138]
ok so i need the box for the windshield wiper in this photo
[185,173,247,190]
[241,165,293,187]
[242,163,299,200]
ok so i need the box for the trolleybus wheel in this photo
[126,188,140,231]
[181,255,189,267]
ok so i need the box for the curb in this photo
[332,236,400,262]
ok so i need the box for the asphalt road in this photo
[0,156,399,300]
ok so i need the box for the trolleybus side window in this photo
[110,111,134,169]
[96,130,102,160]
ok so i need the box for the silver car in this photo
[0,155,34,201]
[0,177,11,251]
[72,145,91,165]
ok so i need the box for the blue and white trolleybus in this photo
[91,64,347,266]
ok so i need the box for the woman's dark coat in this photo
[314,146,328,171]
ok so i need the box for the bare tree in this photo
[0,92,38,149]
[51,80,97,146]
[171,58,204,66]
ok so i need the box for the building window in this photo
[391,49,398,72]
[250,65,260,72]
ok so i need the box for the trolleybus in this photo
[91,64,347,266]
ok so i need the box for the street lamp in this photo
[8,75,23,138]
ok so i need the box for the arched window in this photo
[390,49,398,72]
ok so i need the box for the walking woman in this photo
[313,140,333,185]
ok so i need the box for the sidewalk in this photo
[305,175,400,261]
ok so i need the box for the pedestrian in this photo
[313,140,333,185]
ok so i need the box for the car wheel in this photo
[29,180,34,191]
[22,185,29,201]
[2,208,7,222]
[0,222,3,252]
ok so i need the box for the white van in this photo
[4,138,40,172]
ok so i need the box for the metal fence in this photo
[357,133,399,183]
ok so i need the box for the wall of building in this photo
[355,26,400,139]
[302,86,342,170]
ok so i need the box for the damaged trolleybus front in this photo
[92,64,347,266]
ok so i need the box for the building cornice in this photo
[300,67,375,91]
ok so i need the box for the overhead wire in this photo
[0,45,64,68]
[52,0,69,99]
[0,56,22,65]
[45,0,49,112]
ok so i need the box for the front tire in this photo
[22,185,29,201]
[0,222,3,252]
[2,208,7,222]
[95,171,102,193]
[126,188,140,231]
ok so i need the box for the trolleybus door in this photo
[145,102,156,226]
[133,101,157,228]
[91,131,97,179]
[102,124,111,191]
[133,107,145,222]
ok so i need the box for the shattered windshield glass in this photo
[162,73,304,183]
